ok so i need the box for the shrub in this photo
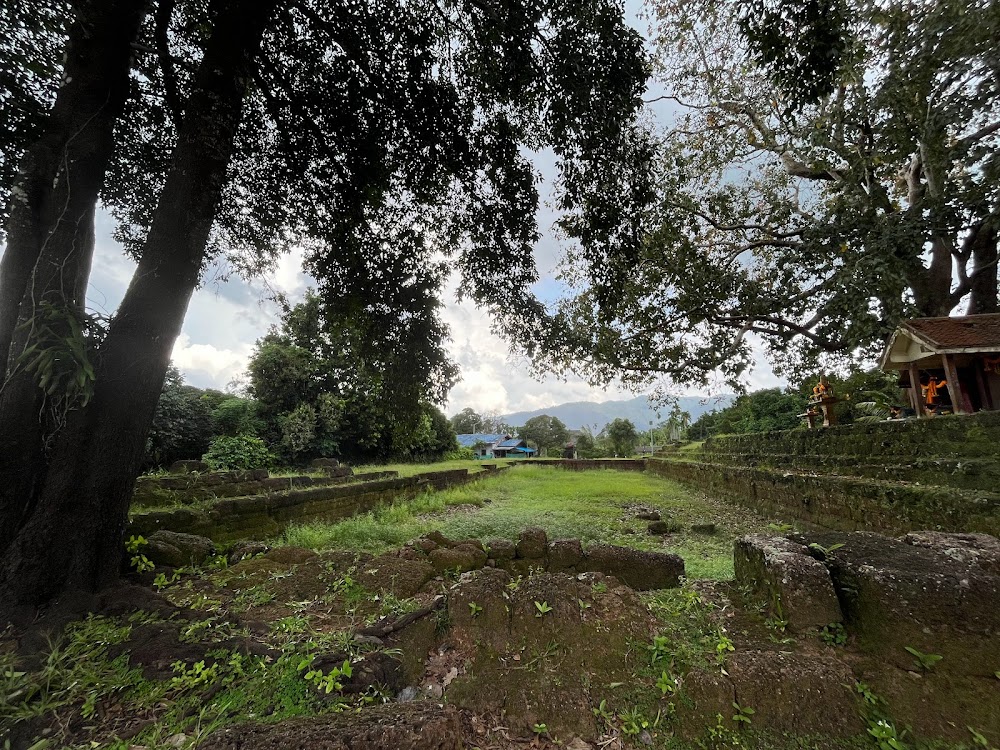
[444,447,476,461]
[203,434,272,470]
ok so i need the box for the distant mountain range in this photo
[501,394,735,431]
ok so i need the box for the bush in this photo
[444,447,476,461]
[203,435,272,470]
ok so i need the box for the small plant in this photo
[867,718,909,749]
[125,535,154,574]
[578,597,592,611]
[648,634,671,665]
[593,699,615,724]
[807,542,845,558]
[153,570,180,590]
[170,659,220,691]
[904,646,942,672]
[618,706,651,736]
[731,701,755,725]
[299,658,353,694]
[468,601,483,618]
[820,622,848,647]
[968,726,991,748]
[714,632,735,665]
[767,522,793,533]
[591,581,608,594]
[532,722,548,735]
[534,600,552,617]
[656,669,679,697]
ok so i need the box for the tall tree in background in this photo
[605,418,639,456]
[247,290,458,462]
[0,0,651,609]
[524,0,1000,390]
[520,414,570,454]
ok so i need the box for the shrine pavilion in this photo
[880,314,1000,415]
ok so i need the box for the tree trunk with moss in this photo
[0,0,278,611]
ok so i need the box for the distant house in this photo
[455,433,538,459]
[880,314,1000,415]
[494,437,537,459]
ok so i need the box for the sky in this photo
[80,3,785,416]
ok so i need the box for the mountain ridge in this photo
[501,394,734,431]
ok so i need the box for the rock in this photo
[145,531,215,568]
[413,537,438,553]
[396,686,419,702]
[691,523,716,535]
[358,555,435,598]
[424,530,453,548]
[647,520,680,535]
[227,541,270,565]
[428,544,487,574]
[168,460,209,474]
[548,539,584,572]
[733,535,842,633]
[312,651,405,696]
[805,530,1000,676]
[676,651,864,738]
[485,538,515,562]
[263,546,317,565]
[200,702,464,750]
[634,510,661,521]
[515,527,548,559]
[581,544,684,590]
[309,458,340,469]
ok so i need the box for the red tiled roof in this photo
[902,314,1000,349]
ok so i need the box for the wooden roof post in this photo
[908,363,925,417]
[941,354,967,414]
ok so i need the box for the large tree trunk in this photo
[0,0,146,555]
[0,0,278,609]
[967,219,998,315]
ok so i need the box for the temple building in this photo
[880,314,1000,415]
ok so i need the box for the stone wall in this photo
[129,467,500,543]
[520,458,647,472]
[648,413,1000,535]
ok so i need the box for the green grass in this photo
[355,458,518,477]
[279,465,776,580]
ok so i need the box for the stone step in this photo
[694,453,1000,492]
[646,457,1000,536]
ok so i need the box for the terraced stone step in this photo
[697,453,1000,492]
[647,457,1000,535]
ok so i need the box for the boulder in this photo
[263,546,318,565]
[647,519,680,535]
[428,544,487,574]
[227,541,270,565]
[515,527,548,559]
[805,530,1000,676]
[548,539,584,572]
[691,523,717,535]
[485,538,515,562]
[145,531,215,568]
[309,458,340,469]
[733,535,842,632]
[581,544,684,590]
[200,702,463,750]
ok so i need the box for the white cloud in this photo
[170,334,253,391]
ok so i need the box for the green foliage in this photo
[468,601,483,618]
[819,622,848,647]
[605,418,639,456]
[445,447,476,461]
[533,600,553,617]
[145,365,215,468]
[125,535,154,574]
[203,435,272,471]
[248,292,457,463]
[520,414,570,455]
[520,0,1000,389]
[211,397,262,437]
[904,646,943,672]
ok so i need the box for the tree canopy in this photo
[605,418,639,456]
[522,0,1000,390]
[520,414,570,454]
[0,0,652,607]
[247,291,458,462]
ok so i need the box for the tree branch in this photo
[154,0,183,133]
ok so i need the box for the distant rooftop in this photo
[903,314,1000,350]
[456,433,508,447]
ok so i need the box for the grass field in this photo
[279,464,778,580]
